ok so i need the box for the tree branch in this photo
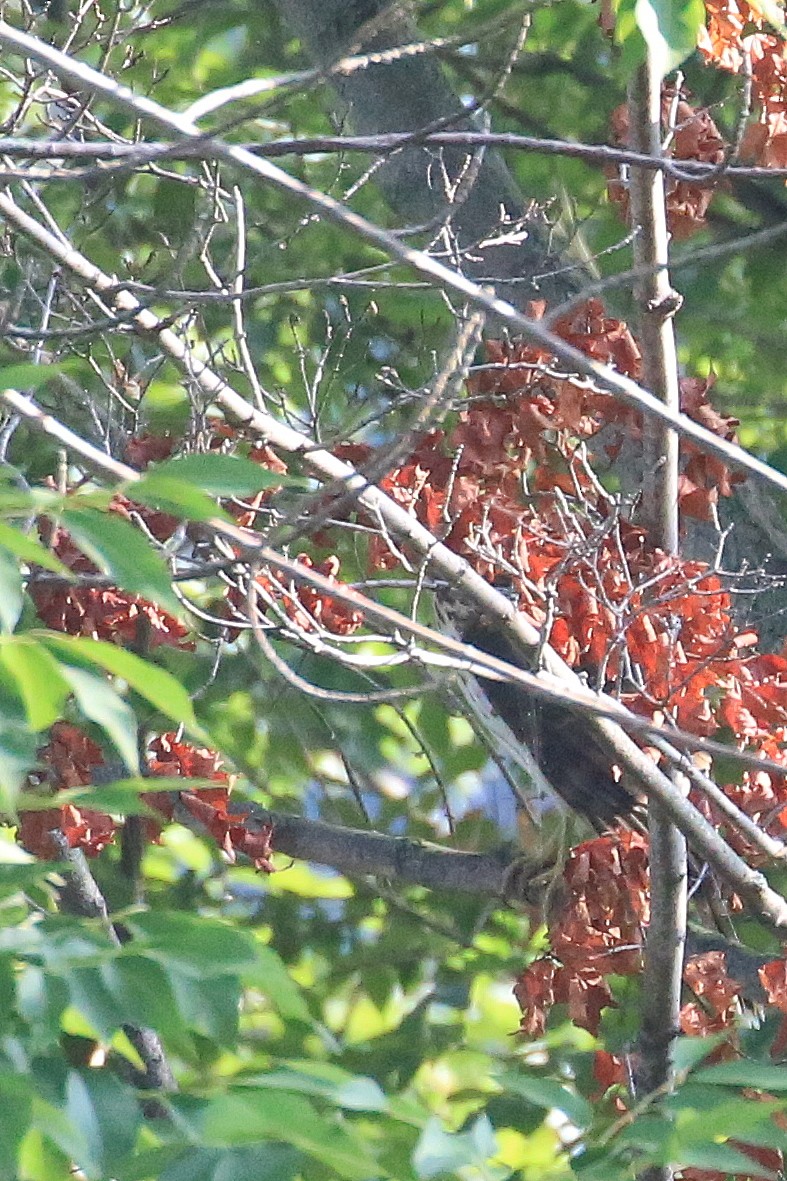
[627,59,687,1175]
[49,832,176,1106]
[1,22,786,500]
[4,383,787,928]
[0,131,785,182]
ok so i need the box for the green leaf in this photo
[0,549,23,633]
[244,944,312,1023]
[243,1063,388,1112]
[0,637,70,730]
[66,1069,142,1176]
[124,911,257,976]
[167,967,241,1044]
[0,667,40,811]
[65,965,126,1042]
[17,965,70,1042]
[130,473,232,524]
[0,519,73,575]
[32,1096,92,1169]
[676,1141,781,1179]
[27,782,159,816]
[497,1072,592,1129]
[672,1033,728,1074]
[58,665,139,774]
[60,506,180,614]
[413,1116,497,1180]
[143,452,295,497]
[692,1061,787,1091]
[0,1073,33,1176]
[633,0,705,76]
[17,776,213,816]
[102,954,185,1039]
[36,633,197,730]
[0,361,73,391]
[155,1145,301,1181]
[189,1091,379,1178]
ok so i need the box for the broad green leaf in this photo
[65,1070,141,1177]
[497,1071,592,1129]
[124,911,257,976]
[243,1063,388,1111]
[633,0,705,76]
[17,776,212,816]
[0,361,72,391]
[0,550,23,632]
[0,637,69,730]
[0,519,72,575]
[16,966,69,1042]
[31,1097,92,1169]
[245,943,312,1023]
[155,1147,300,1181]
[144,452,298,497]
[0,670,39,811]
[191,1091,379,1178]
[138,381,191,435]
[676,1142,781,1179]
[130,473,232,524]
[0,1073,33,1176]
[692,1061,787,1091]
[167,967,241,1044]
[65,965,125,1042]
[413,1116,497,1180]
[60,506,180,614]
[102,954,186,1036]
[58,665,139,774]
[36,633,197,730]
[671,1033,728,1074]
[20,782,159,816]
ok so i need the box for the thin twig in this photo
[0,24,786,499]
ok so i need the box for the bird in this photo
[434,588,641,832]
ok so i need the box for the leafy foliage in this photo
[0,0,785,1178]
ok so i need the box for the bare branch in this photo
[1,21,786,499]
[627,58,686,1161]
[2,190,786,928]
[1,130,785,181]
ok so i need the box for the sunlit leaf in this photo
[36,633,197,730]
[60,507,179,614]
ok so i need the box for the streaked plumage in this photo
[435,592,639,830]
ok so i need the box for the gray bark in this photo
[272,0,580,306]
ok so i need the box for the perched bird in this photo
[434,589,640,831]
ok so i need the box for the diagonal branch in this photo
[1,21,786,500]
[1,196,786,928]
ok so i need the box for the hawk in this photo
[434,590,640,831]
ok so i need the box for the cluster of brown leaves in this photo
[231,553,364,638]
[513,836,787,1041]
[20,725,275,873]
[515,832,649,1036]
[144,733,275,872]
[364,304,787,1154]
[32,507,190,649]
[23,427,347,871]
[608,93,726,238]
[19,723,116,859]
[699,0,787,169]
[525,854,787,1181]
